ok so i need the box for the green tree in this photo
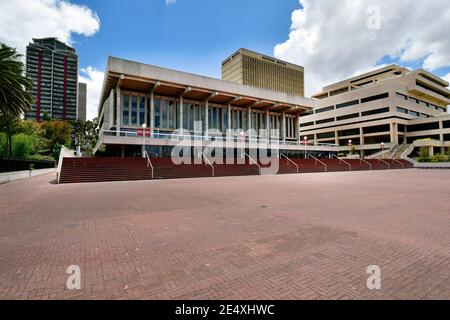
[0,44,34,156]
[40,120,72,160]
[71,118,99,155]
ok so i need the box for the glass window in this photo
[147,98,151,127]
[201,105,206,131]
[168,100,175,129]
[123,94,129,125]
[131,96,137,125]
[161,99,167,128]
[183,103,188,129]
[189,104,194,130]
[218,108,223,131]
[140,97,146,126]
[154,99,161,128]
[212,107,217,129]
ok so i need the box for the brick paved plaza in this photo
[0,169,449,300]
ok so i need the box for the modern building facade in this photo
[222,48,305,97]
[25,38,79,121]
[77,82,87,121]
[299,65,450,157]
[95,57,327,158]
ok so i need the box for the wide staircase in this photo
[59,156,414,184]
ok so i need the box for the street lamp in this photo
[142,123,147,158]
[348,139,353,156]
[304,136,308,159]
[380,142,385,159]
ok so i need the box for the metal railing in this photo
[200,152,215,177]
[392,159,404,168]
[143,151,154,179]
[244,152,261,174]
[101,130,339,148]
[308,154,327,172]
[280,153,299,173]
[360,158,373,170]
[330,154,352,171]
[378,158,391,169]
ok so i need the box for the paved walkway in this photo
[0,169,449,300]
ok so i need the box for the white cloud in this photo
[0,0,100,55]
[0,0,102,120]
[79,67,104,120]
[443,73,450,86]
[165,0,177,6]
[275,0,450,97]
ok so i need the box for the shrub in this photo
[417,147,430,163]
[430,153,449,163]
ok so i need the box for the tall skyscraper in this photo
[77,82,87,121]
[222,48,305,97]
[25,38,78,121]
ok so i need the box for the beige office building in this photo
[299,65,450,157]
[222,48,305,97]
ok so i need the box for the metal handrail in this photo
[360,158,373,170]
[101,130,341,148]
[392,158,404,169]
[378,157,391,169]
[200,152,215,177]
[143,151,154,179]
[244,152,261,174]
[308,154,327,172]
[330,154,352,171]
[280,153,299,173]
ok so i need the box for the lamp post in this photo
[142,123,147,158]
[348,139,353,156]
[304,136,308,159]
[381,142,385,160]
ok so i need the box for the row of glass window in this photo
[122,94,297,137]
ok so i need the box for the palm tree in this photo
[0,43,35,156]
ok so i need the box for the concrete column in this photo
[281,112,286,143]
[116,88,121,136]
[179,96,184,132]
[390,122,399,145]
[429,146,434,157]
[205,100,209,138]
[440,147,445,155]
[335,131,339,146]
[359,127,364,145]
[295,116,300,142]
[439,121,444,144]
[247,107,252,141]
[150,92,155,135]
[265,109,270,138]
[228,104,232,130]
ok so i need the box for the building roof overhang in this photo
[99,57,313,116]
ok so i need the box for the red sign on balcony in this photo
[137,128,151,137]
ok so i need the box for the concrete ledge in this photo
[0,168,56,184]
[415,162,450,169]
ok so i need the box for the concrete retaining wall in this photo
[415,162,450,169]
[0,168,56,184]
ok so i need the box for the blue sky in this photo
[71,0,300,78]
[3,0,448,118]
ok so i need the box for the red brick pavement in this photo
[0,169,449,300]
